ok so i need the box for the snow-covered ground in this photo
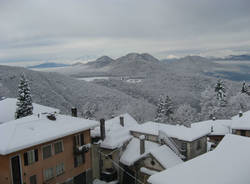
[77,77,110,82]
[126,79,142,83]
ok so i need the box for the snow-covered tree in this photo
[241,82,248,94]
[228,93,250,115]
[155,95,174,123]
[199,86,227,120]
[214,79,226,106]
[173,104,197,127]
[16,74,33,119]
[82,102,97,120]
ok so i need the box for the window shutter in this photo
[34,149,38,162]
[74,156,77,168]
[73,135,76,147]
[82,153,85,163]
[24,152,28,166]
[80,133,84,146]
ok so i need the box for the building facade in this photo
[0,130,92,184]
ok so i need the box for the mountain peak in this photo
[96,56,114,62]
[117,53,159,63]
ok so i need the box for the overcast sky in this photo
[0,0,250,65]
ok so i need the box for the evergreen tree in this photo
[241,82,248,94]
[155,95,174,123]
[214,79,226,106]
[16,74,33,119]
[155,95,165,122]
[173,104,197,127]
[164,96,174,118]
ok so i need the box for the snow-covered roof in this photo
[191,119,232,136]
[0,98,60,124]
[120,137,159,166]
[150,145,183,169]
[148,134,250,184]
[231,111,250,130]
[140,167,159,176]
[0,114,98,155]
[120,137,183,169]
[91,113,138,149]
[131,122,209,142]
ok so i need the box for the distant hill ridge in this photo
[28,62,70,69]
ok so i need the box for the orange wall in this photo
[0,130,91,184]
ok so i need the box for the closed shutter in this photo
[23,152,28,166]
[74,156,78,168]
[73,135,77,147]
[80,133,84,146]
[82,153,85,164]
[34,149,38,162]
[81,133,85,163]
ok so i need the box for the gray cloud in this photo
[0,0,250,64]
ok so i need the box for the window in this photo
[30,175,37,184]
[44,167,54,181]
[241,130,246,136]
[181,143,186,151]
[196,140,202,150]
[54,141,63,154]
[27,150,35,164]
[74,154,85,168]
[24,149,38,166]
[43,144,52,160]
[74,133,84,147]
[56,162,65,176]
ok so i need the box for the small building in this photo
[148,134,250,184]
[231,111,250,137]
[130,122,209,160]
[120,137,183,184]
[91,113,138,182]
[0,113,98,184]
[191,119,232,149]
[0,98,60,124]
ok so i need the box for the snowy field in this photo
[76,76,143,83]
[126,79,142,83]
[76,77,110,82]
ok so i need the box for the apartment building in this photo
[0,113,98,184]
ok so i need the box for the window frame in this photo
[75,133,84,147]
[54,140,64,155]
[196,139,202,150]
[42,144,53,160]
[27,150,35,165]
[43,167,54,181]
[30,174,37,184]
[56,162,65,176]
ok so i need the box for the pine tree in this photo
[214,79,226,106]
[155,95,174,123]
[16,74,33,119]
[241,82,248,94]
[155,95,165,122]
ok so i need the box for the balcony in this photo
[74,143,91,155]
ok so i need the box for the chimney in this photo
[239,110,243,118]
[212,116,216,121]
[71,107,77,117]
[100,119,106,141]
[139,135,145,155]
[211,125,214,132]
[120,116,124,127]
